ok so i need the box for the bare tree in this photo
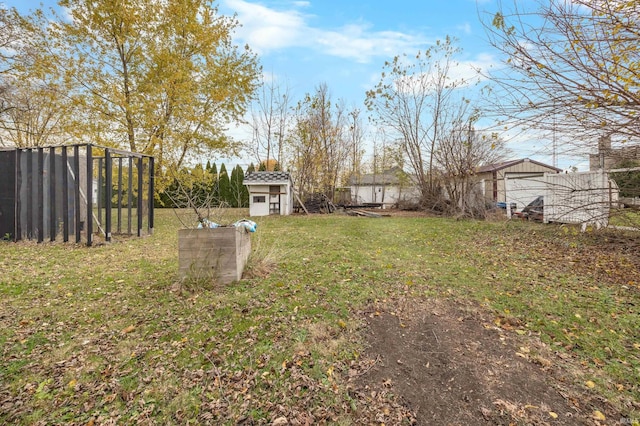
[482,0,640,150]
[287,83,350,200]
[434,104,509,216]
[365,36,473,208]
[250,76,292,167]
[287,109,317,198]
[345,107,365,184]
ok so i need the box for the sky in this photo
[4,0,586,171]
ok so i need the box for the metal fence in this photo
[0,144,154,245]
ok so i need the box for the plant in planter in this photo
[165,177,254,286]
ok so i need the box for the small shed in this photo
[475,158,562,206]
[244,171,294,217]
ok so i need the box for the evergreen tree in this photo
[611,159,640,198]
[205,160,212,171]
[229,165,246,208]
[210,163,219,204]
[246,163,255,174]
[258,161,267,171]
[218,163,231,206]
[241,171,249,207]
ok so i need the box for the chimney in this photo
[598,135,611,151]
[597,135,611,169]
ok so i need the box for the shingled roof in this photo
[475,158,562,174]
[244,171,291,184]
[348,167,413,186]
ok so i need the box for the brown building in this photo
[589,135,640,170]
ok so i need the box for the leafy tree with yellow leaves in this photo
[0,8,76,147]
[3,0,260,176]
[483,0,640,147]
[288,83,352,201]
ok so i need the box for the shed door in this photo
[269,185,280,215]
[505,174,546,209]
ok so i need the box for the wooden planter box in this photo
[178,227,251,285]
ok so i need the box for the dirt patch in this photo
[356,299,622,425]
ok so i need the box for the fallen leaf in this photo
[585,380,595,389]
[272,416,288,426]
[549,411,558,419]
[593,410,606,420]
[121,325,135,334]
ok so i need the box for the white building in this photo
[244,171,294,217]
[348,167,420,208]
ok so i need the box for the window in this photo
[253,196,265,203]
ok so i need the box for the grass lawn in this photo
[1,209,638,424]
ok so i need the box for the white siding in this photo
[504,174,547,209]
[544,171,618,227]
[247,182,293,216]
[505,171,619,227]
[350,184,420,208]
[248,185,270,217]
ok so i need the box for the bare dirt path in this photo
[356,299,623,426]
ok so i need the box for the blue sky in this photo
[4,0,585,170]
[217,0,497,106]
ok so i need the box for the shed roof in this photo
[244,171,292,185]
[475,158,562,174]
[348,167,409,186]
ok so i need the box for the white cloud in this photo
[456,22,472,35]
[223,0,431,63]
[224,0,308,50]
[449,53,499,84]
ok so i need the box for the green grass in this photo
[1,209,639,424]
[610,208,640,228]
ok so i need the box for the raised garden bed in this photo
[178,227,251,285]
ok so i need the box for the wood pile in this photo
[302,193,337,213]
